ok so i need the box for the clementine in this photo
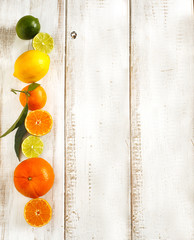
[19,85,47,110]
[14,158,54,198]
[25,110,53,136]
[24,198,52,227]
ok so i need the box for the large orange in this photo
[24,198,52,227]
[14,158,54,198]
[25,110,53,136]
[19,85,47,110]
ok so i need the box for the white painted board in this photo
[131,0,194,239]
[0,0,64,239]
[65,0,130,239]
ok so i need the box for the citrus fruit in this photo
[33,33,54,54]
[24,198,52,227]
[14,158,55,198]
[22,136,44,158]
[13,50,50,83]
[19,85,47,110]
[25,110,53,136]
[16,15,40,40]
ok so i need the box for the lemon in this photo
[22,135,44,158]
[33,33,54,54]
[13,50,50,83]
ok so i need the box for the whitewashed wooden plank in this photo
[131,0,194,239]
[0,0,64,239]
[66,0,130,239]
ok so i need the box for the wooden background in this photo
[0,0,193,239]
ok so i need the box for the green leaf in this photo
[14,123,27,161]
[28,83,40,92]
[0,104,28,138]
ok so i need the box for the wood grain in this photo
[65,0,130,239]
[1,0,193,239]
[131,0,194,239]
[0,0,65,239]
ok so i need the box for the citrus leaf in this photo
[0,104,28,138]
[28,83,40,92]
[14,123,27,160]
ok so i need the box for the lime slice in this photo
[22,135,44,158]
[32,33,54,54]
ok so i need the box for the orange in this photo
[24,198,52,227]
[19,85,47,110]
[25,110,53,136]
[14,158,55,198]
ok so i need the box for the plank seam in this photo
[129,0,133,239]
[65,0,68,239]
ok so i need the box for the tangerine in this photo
[14,158,54,198]
[24,198,52,227]
[19,85,47,110]
[25,110,53,136]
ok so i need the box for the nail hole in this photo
[71,31,77,39]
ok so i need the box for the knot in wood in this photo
[71,31,77,39]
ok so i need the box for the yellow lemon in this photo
[13,50,50,83]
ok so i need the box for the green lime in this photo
[16,15,41,40]
[22,135,44,158]
[32,32,54,54]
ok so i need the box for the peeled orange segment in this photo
[24,198,52,227]
[25,110,53,136]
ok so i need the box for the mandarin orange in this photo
[24,198,52,227]
[25,110,53,136]
[19,85,47,110]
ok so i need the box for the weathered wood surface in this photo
[1,0,193,239]
[131,0,194,239]
[0,0,64,239]
[65,0,130,239]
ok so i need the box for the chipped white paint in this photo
[131,0,194,239]
[0,0,64,239]
[65,0,130,239]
